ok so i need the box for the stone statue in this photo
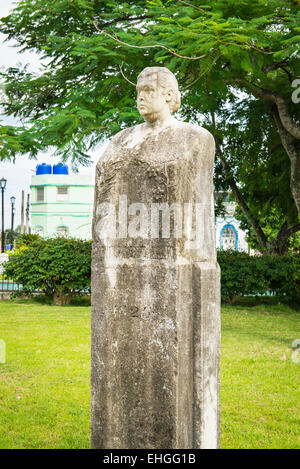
[91,67,220,449]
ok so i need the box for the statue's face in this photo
[136,73,170,122]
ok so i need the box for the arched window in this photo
[56,226,68,237]
[220,224,238,250]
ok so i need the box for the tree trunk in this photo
[230,79,300,216]
[273,109,300,215]
[268,220,300,255]
[53,291,72,305]
[231,80,300,215]
[232,79,300,139]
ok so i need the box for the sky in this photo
[0,0,103,231]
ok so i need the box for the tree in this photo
[210,95,300,254]
[3,237,91,305]
[236,205,300,254]
[0,0,299,249]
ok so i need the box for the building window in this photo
[221,225,237,250]
[35,226,43,237]
[36,187,44,202]
[56,226,68,237]
[57,186,69,202]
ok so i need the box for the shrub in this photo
[15,233,41,248]
[3,237,91,305]
[263,254,300,302]
[217,250,267,304]
[217,250,300,305]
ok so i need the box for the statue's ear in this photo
[165,89,174,103]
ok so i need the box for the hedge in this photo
[217,250,300,304]
[3,236,299,306]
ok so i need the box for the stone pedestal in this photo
[91,119,220,449]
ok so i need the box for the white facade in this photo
[30,173,94,239]
[215,198,249,252]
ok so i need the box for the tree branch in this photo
[118,64,136,86]
[176,0,209,13]
[182,54,221,89]
[99,15,154,27]
[93,19,208,61]
[270,220,300,254]
[231,78,300,140]
[262,59,292,82]
[289,223,300,235]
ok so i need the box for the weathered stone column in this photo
[91,67,220,449]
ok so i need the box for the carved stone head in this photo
[136,67,181,122]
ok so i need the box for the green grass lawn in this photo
[0,300,299,449]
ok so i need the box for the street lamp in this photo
[10,196,16,248]
[0,177,7,253]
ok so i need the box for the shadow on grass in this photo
[224,295,300,311]
[222,322,294,347]
[7,294,91,307]
[222,302,299,347]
